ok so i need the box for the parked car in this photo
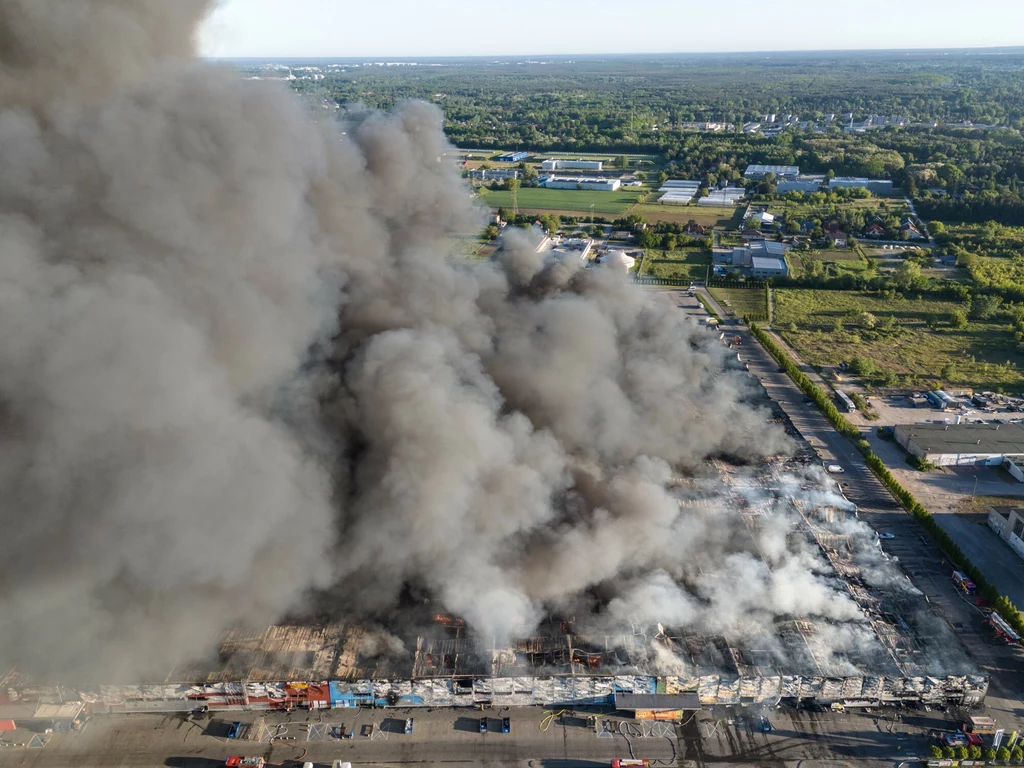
[479,718,488,734]
[879,533,896,539]
[502,718,510,734]
[405,718,414,735]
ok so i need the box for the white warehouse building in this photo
[541,158,604,172]
[828,177,895,194]
[988,507,1024,561]
[540,176,621,191]
[894,423,1024,466]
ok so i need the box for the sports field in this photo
[478,187,646,214]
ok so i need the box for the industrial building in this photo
[988,507,1024,560]
[744,165,800,181]
[777,176,825,194]
[468,168,520,182]
[751,256,789,279]
[541,158,603,172]
[494,151,528,163]
[540,176,621,191]
[893,422,1024,466]
[715,240,789,269]
[828,177,895,194]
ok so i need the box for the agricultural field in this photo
[640,248,710,281]
[629,204,745,228]
[478,186,646,214]
[774,288,1024,390]
[709,286,769,318]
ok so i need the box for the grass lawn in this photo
[640,248,710,281]
[799,248,865,263]
[479,186,645,214]
[774,288,1024,389]
[709,286,768,318]
[788,248,873,278]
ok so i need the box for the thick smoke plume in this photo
[0,1,938,683]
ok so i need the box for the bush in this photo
[848,356,876,376]
[1012,746,1023,763]
[998,747,1011,762]
[943,746,956,759]
[987,747,998,761]
[969,745,983,760]
[929,745,944,760]
[955,746,969,761]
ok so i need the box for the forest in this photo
[274,51,1024,222]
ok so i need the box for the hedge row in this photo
[696,294,721,322]
[748,322,1024,638]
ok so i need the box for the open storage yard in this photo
[774,289,1024,389]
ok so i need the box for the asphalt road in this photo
[0,708,675,768]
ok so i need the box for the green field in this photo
[709,287,769,318]
[774,289,1024,389]
[478,186,646,214]
[640,248,710,280]
[630,204,744,228]
[788,248,872,278]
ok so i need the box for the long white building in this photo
[541,158,604,171]
[540,176,621,191]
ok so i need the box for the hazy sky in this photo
[199,0,1024,58]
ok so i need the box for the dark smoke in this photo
[0,1,920,683]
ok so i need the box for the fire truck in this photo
[952,570,976,596]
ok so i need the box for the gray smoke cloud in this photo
[0,1,952,683]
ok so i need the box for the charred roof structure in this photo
[0,455,987,712]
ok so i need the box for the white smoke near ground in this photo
[0,1,965,683]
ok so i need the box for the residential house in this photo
[827,232,849,248]
[863,223,886,238]
[683,222,706,236]
[901,220,926,240]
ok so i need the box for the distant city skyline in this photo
[200,0,1024,59]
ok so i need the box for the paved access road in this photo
[0,708,676,768]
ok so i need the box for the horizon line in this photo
[204,44,1024,61]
